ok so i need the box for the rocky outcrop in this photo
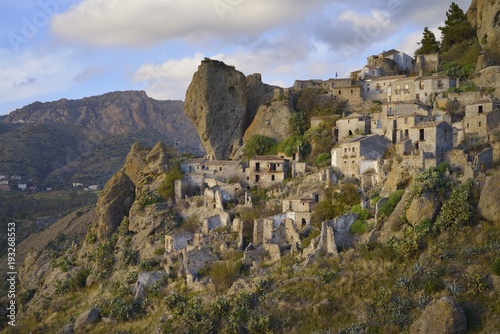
[406,192,440,225]
[96,141,174,240]
[243,100,292,143]
[184,59,288,160]
[467,0,500,57]
[96,170,135,239]
[410,297,467,334]
[478,168,500,222]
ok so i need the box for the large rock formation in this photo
[184,58,289,160]
[95,142,174,240]
[478,167,500,223]
[467,0,500,57]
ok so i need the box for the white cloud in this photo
[133,52,205,100]
[0,48,80,104]
[51,0,329,47]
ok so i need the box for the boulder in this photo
[406,192,439,225]
[410,297,467,334]
[74,308,100,332]
[478,168,500,223]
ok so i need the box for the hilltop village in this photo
[164,49,499,288]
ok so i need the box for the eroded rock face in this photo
[96,141,174,240]
[184,59,248,160]
[184,59,289,160]
[96,170,135,239]
[410,297,467,334]
[478,168,500,222]
[467,0,500,57]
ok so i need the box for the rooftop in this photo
[411,121,447,129]
[251,155,289,161]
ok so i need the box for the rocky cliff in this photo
[4,90,204,155]
[467,0,500,57]
[184,59,290,160]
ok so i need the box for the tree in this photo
[243,134,277,160]
[438,2,476,52]
[415,27,440,55]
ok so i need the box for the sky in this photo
[0,0,473,115]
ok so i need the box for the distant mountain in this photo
[0,91,204,187]
[4,90,203,152]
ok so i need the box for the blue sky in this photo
[0,0,472,115]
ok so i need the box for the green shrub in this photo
[435,180,473,233]
[378,189,404,218]
[352,204,369,221]
[301,228,320,249]
[315,152,331,166]
[243,134,277,160]
[136,189,163,208]
[157,165,182,202]
[350,220,370,235]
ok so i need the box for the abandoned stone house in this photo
[371,101,431,141]
[463,99,500,137]
[249,155,290,188]
[180,159,247,183]
[336,112,371,141]
[331,135,390,178]
[353,49,413,80]
[409,121,453,158]
[415,53,440,76]
[165,231,201,253]
[388,75,456,105]
[361,75,406,101]
[293,78,364,105]
[371,49,413,72]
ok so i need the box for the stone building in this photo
[415,53,440,75]
[336,112,371,141]
[249,155,290,187]
[361,75,406,101]
[410,121,453,158]
[462,99,500,137]
[371,102,431,142]
[165,231,196,253]
[180,159,247,183]
[388,75,455,104]
[331,135,390,178]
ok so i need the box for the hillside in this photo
[1,141,498,333]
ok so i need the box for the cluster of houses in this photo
[0,174,100,192]
[294,49,456,109]
[0,174,33,191]
[161,48,500,285]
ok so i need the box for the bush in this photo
[378,189,404,218]
[243,134,277,160]
[435,180,474,233]
[157,166,182,202]
[315,152,331,166]
[350,220,370,235]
